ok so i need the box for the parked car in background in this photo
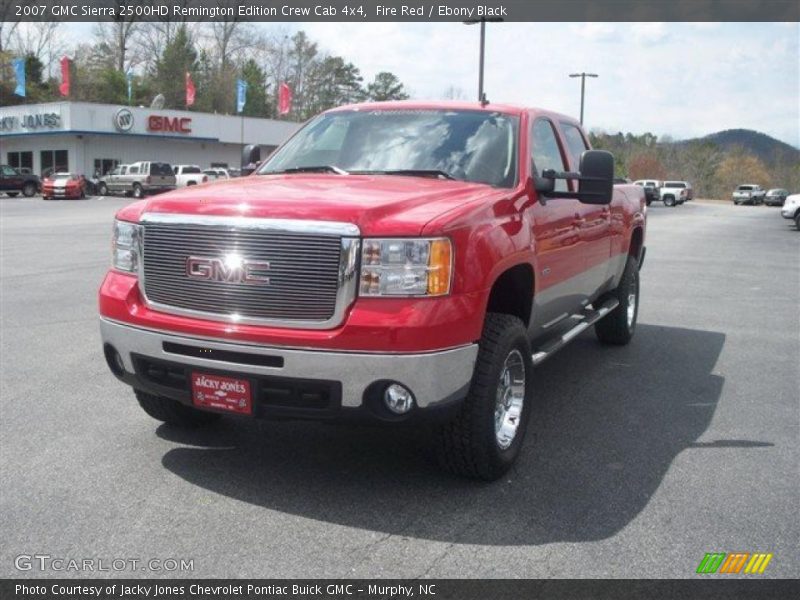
[174,165,208,187]
[203,168,232,181]
[227,167,242,178]
[781,194,800,230]
[633,179,661,206]
[0,164,40,197]
[764,188,789,206]
[660,181,689,207]
[41,172,88,200]
[732,184,766,205]
[98,161,176,198]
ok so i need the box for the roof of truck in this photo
[327,100,579,124]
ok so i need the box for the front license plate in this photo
[191,372,252,415]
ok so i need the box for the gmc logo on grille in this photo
[185,255,270,285]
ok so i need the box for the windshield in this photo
[258,109,519,188]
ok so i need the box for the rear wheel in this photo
[22,182,36,197]
[663,195,676,207]
[132,183,143,199]
[795,213,800,231]
[6,192,18,197]
[436,313,534,481]
[135,390,221,427]
[595,256,640,345]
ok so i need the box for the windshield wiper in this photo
[378,169,456,180]
[269,165,349,175]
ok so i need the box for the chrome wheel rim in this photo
[626,275,638,328]
[494,349,526,450]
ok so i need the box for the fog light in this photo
[384,384,415,415]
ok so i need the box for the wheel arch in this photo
[485,262,535,327]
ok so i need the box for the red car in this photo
[99,101,646,480]
[42,173,87,200]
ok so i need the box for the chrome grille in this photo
[139,214,360,328]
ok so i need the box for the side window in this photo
[120,166,128,175]
[560,122,590,168]
[531,119,568,192]
[129,166,139,175]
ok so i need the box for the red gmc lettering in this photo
[147,116,192,134]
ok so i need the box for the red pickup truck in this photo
[99,101,646,480]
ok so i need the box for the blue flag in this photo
[126,69,134,103]
[236,79,248,113]
[12,58,26,97]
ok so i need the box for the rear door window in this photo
[559,122,590,168]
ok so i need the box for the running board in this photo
[531,298,620,366]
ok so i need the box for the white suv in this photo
[780,193,800,230]
[173,165,208,187]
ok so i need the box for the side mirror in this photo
[532,150,615,205]
[241,144,261,172]
[577,150,614,205]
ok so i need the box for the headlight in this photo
[112,220,141,273]
[360,238,452,297]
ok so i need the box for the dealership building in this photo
[0,101,299,177]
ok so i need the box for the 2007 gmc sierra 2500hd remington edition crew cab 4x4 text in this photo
[99,101,647,480]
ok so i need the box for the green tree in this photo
[240,59,267,117]
[364,71,409,102]
[153,25,197,109]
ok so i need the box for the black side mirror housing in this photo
[576,150,614,205]
[532,149,615,205]
[241,144,261,175]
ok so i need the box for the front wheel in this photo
[98,182,108,195]
[135,390,221,427]
[663,195,676,207]
[595,256,640,345]
[436,313,534,481]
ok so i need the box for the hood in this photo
[116,174,506,236]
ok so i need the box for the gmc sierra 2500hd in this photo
[99,101,647,480]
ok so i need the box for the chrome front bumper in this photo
[100,318,477,409]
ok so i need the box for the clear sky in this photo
[57,21,800,146]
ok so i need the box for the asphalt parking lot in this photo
[1,196,798,578]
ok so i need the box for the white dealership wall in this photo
[0,101,300,176]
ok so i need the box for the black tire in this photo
[795,213,800,231]
[645,198,652,207]
[663,195,676,207]
[135,390,221,427]
[6,192,18,197]
[22,182,36,197]
[436,313,534,481]
[98,182,108,196]
[80,189,86,199]
[595,256,640,345]
[132,183,143,199]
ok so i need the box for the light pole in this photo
[464,18,503,103]
[569,72,598,124]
